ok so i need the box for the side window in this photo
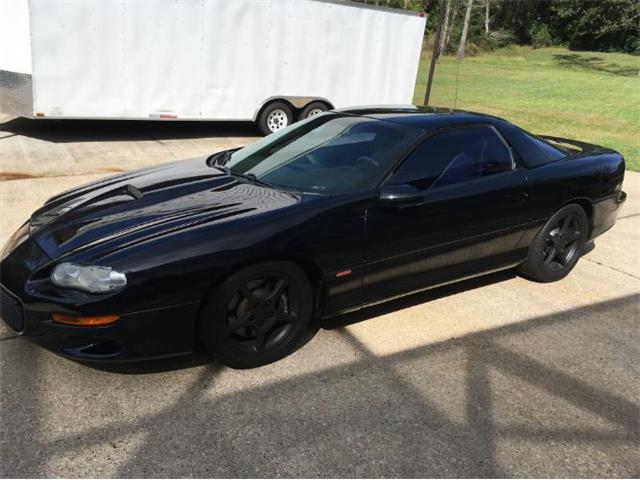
[495,120,566,168]
[388,133,457,190]
[390,126,514,190]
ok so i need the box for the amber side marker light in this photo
[52,314,120,326]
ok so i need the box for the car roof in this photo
[337,105,507,132]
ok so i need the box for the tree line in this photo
[355,0,640,55]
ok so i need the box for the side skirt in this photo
[318,261,522,320]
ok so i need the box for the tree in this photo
[563,1,640,54]
[456,0,474,61]
[444,0,461,53]
[354,0,639,55]
[439,0,452,57]
[484,0,490,34]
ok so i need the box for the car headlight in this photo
[51,263,127,293]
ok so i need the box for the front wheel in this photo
[518,204,588,282]
[200,261,314,368]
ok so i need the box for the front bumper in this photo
[1,236,201,362]
[19,302,200,362]
[1,284,200,362]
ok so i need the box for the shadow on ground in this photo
[553,53,639,77]
[0,117,259,144]
[2,285,638,477]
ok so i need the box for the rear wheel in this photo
[518,204,588,282]
[300,101,328,120]
[257,101,293,135]
[200,261,314,368]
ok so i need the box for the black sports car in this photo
[0,107,626,368]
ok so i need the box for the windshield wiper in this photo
[208,149,278,190]
[217,165,276,189]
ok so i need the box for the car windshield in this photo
[221,113,423,194]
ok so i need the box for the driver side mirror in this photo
[377,184,424,208]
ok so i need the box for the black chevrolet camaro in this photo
[0,107,626,368]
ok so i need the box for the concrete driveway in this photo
[1,114,638,478]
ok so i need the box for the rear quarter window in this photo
[495,121,566,168]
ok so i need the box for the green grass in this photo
[413,46,640,170]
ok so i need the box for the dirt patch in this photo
[0,172,38,181]
[0,167,124,182]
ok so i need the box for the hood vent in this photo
[125,184,144,200]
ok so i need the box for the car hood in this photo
[29,157,299,259]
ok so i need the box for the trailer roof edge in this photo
[311,0,427,18]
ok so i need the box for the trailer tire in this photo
[257,101,293,135]
[300,101,329,120]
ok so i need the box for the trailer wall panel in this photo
[124,0,204,118]
[202,0,277,119]
[30,0,125,117]
[15,0,426,120]
[0,0,32,74]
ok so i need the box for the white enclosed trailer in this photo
[0,0,426,134]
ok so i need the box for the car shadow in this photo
[0,116,260,144]
[79,270,516,375]
[3,292,637,477]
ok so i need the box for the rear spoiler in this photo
[538,135,611,155]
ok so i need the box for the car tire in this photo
[200,261,314,368]
[518,204,588,283]
[300,101,328,120]
[257,101,294,136]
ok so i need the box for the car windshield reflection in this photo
[225,113,423,194]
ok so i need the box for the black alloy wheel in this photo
[541,213,583,270]
[200,262,314,368]
[225,276,299,353]
[518,204,588,282]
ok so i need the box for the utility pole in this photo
[423,0,446,106]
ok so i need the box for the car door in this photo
[363,124,530,305]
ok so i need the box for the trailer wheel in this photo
[300,101,328,120]
[258,101,293,135]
